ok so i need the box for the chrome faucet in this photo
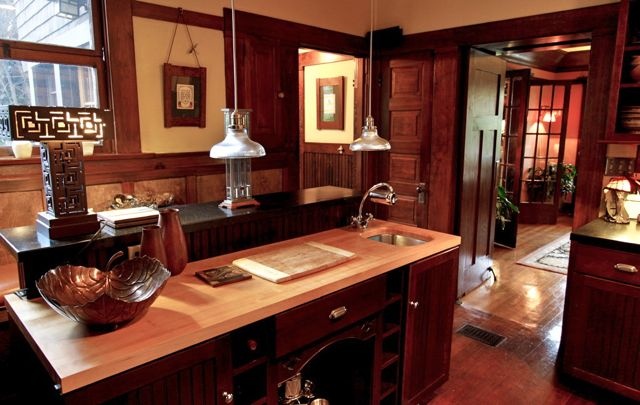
[351,182,397,229]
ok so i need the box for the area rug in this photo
[516,233,570,275]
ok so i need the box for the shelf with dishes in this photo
[605,0,640,142]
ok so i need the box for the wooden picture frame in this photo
[163,63,207,128]
[316,76,344,130]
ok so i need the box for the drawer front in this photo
[275,277,385,357]
[572,242,640,287]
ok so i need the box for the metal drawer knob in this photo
[615,263,638,273]
[409,301,419,309]
[329,306,348,320]
[222,391,234,403]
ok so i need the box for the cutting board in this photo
[232,241,355,283]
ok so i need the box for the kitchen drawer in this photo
[275,276,385,357]
[572,242,640,287]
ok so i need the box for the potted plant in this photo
[496,185,520,230]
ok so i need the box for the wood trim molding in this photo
[132,1,223,30]
[103,0,141,153]
[227,8,367,57]
[394,4,618,53]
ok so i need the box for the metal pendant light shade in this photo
[210,0,265,159]
[349,0,390,152]
[350,116,390,151]
[210,121,265,159]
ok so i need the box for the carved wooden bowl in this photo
[36,256,170,327]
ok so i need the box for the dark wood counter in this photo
[0,186,361,297]
[570,218,640,253]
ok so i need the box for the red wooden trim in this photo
[225,8,366,57]
[132,1,223,30]
[103,0,141,154]
[395,4,618,53]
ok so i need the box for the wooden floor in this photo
[428,216,634,405]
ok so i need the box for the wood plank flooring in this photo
[428,216,636,404]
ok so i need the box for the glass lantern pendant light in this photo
[349,0,391,152]
[210,0,265,209]
[210,0,265,159]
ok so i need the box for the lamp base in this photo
[36,211,101,239]
[218,198,260,209]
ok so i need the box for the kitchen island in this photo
[6,220,460,404]
[561,218,640,401]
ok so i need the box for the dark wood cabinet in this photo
[561,241,640,401]
[606,0,640,142]
[14,332,234,405]
[402,247,459,404]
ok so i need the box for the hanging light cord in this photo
[367,0,374,119]
[231,0,238,113]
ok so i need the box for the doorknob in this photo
[416,183,426,204]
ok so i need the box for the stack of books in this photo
[97,206,159,229]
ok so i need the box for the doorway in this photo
[298,49,364,191]
[479,37,589,250]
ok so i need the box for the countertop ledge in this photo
[6,220,460,394]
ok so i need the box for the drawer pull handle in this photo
[615,263,638,273]
[409,301,419,309]
[329,306,347,320]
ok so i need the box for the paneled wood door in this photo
[458,49,506,297]
[383,55,433,227]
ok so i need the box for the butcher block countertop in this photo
[5,220,460,395]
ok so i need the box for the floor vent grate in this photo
[456,323,506,347]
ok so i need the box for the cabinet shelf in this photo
[232,356,268,376]
[381,351,400,369]
[380,381,397,401]
[383,322,401,338]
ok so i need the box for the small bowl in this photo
[36,256,170,328]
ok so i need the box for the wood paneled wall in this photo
[302,152,354,189]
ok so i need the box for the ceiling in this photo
[477,33,591,73]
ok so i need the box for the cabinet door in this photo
[402,248,459,405]
[562,273,640,401]
[63,337,234,405]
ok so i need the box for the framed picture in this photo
[163,63,207,128]
[316,76,344,130]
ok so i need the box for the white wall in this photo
[304,60,356,144]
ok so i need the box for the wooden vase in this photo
[140,225,168,268]
[158,208,188,276]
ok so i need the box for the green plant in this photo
[496,185,520,230]
[560,163,577,196]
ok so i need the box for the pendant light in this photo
[210,0,265,159]
[349,0,390,152]
[210,0,264,209]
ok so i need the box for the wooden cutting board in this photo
[232,241,355,283]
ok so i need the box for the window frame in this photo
[0,0,110,153]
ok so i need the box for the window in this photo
[0,0,105,130]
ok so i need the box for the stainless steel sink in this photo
[367,233,431,246]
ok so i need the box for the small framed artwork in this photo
[316,76,344,130]
[163,63,207,128]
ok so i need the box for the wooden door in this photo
[402,248,459,404]
[494,69,529,248]
[382,55,433,227]
[458,49,506,297]
[231,31,299,189]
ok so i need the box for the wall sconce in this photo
[603,176,632,224]
[0,105,112,239]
